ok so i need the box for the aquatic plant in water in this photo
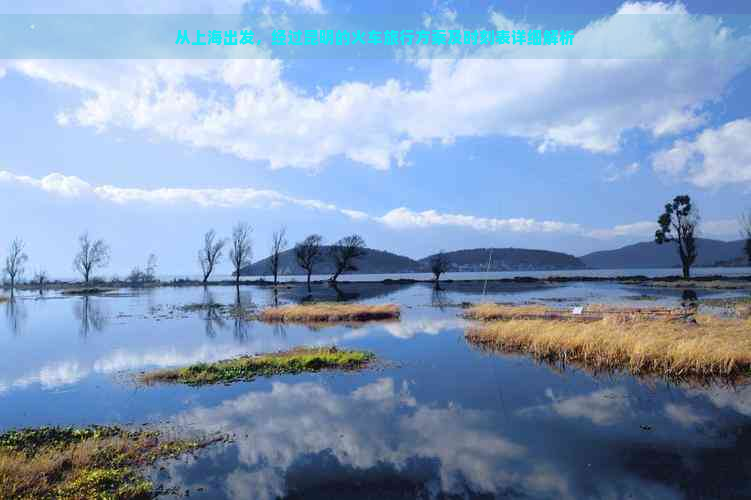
[0,425,206,499]
[140,347,375,385]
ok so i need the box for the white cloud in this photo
[11,361,87,390]
[653,119,751,188]
[0,0,325,14]
[520,387,631,426]
[664,403,708,428]
[603,162,640,183]
[702,219,741,236]
[169,378,547,498]
[281,0,325,14]
[377,207,583,234]
[586,221,657,239]
[1,170,742,241]
[1,3,748,171]
[340,209,370,221]
[0,170,345,213]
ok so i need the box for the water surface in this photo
[2,280,750,499]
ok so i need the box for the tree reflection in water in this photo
[73,296,107,337]
[201,288,227,339]
[233,288,252,342]
[4,297,26,336]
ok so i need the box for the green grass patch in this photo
[141,347,375,386]
[0,425,206,499]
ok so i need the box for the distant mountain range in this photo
[579,238,747,269]
[240,238,748,277]
[240,246,585,276]
[419,248,585,271]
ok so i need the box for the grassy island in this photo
[259,303,400,323]
[140,347,374,386]
[0,425,205,499]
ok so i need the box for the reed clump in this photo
[140,347,374,386]
[259,303,400,323]
[738,304,751,319]
[648,280,751,290]
[463,303,681,322]
[466,313,751,380]
[0,425,204,499]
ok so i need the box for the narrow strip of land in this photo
[140,347,374,385]
[463,303,682,322]
[259,303,400,323]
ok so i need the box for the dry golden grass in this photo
[463,304,553,321]
[259,303,400,323]
[466,314,751,380]
[0,426,202,499]
[463,303,680,323]
[648,280,751,290]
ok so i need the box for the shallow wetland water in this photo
[2,279,751,499]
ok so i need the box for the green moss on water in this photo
[141,347,375,385]
[54,467,152,499]
[0,425,205,500]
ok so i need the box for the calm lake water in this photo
[2,278,751,499]
[173,266,751,283]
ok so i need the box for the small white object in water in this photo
[572,306,584,315]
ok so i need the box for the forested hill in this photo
[239,246,422,276]
[420,248,585,271]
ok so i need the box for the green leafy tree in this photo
[655,195,699,279]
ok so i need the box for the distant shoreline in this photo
[5,272,751,293]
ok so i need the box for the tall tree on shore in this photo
[4,238,28,295]
[429,251,450,284]
[329,234,366,283]
[198,229,226,285]
[742,210,751,264]
[655,195,699,279]
[269,227,288,287]
[73,233,110,284]
[294,234,323,292]
[229,222,252,288]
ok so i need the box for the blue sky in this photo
[1,0,750,277]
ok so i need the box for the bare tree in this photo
[294,234,323,292]
[33,269,48,293]
[329,234,366,283]
[229,222,252,288]
[128,253,158,284]
[269,227,288,286]
[742,210,751,265]
[655,195,699,279]
[198,229,226,285]
[146,253,158,281]
[429,251,450,283]
[73,232,110,284]
[4,238,28,295]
